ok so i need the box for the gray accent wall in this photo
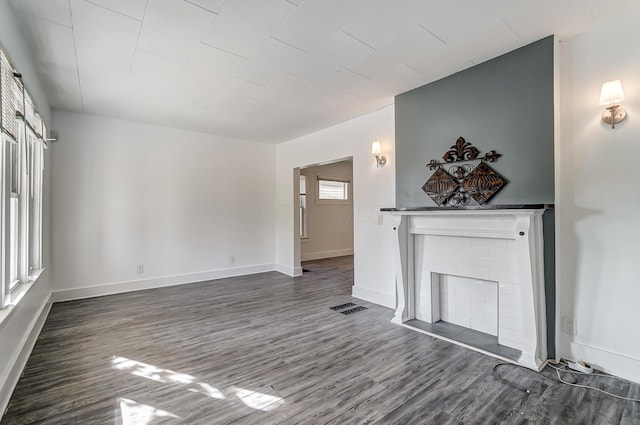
[395,36,554,207]
[394,36,556,357]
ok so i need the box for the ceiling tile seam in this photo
[269,36,311,55]
[83,0,144,22]
[403,63,427,77]
[280,2,301,28]
[417,24,447,45]
[216,0,233,16]
[500,17,521,39]
[342,67,372,81]
[199,41,248,60]
[68,0,84,111]
[285,72,314,83]
[183,0,219,15]
[135,46,179,62]
[183,5,223,73]
[21,12,73,29]
[340,30,377,52]
[231,76,267,89]
[118,0,150,117]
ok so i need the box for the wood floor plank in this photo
[3,256,640,424]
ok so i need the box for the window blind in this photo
[318,180,349,200]
[1,51,20,139]
[24,90,35,129]
[34,111,43,137]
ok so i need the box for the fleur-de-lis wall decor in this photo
[422,137,507,206]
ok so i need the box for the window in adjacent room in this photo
[299,174,308,238]
[317,177,350,203]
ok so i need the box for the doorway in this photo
[294,158,354,276]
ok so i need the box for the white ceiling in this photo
[10,0,640,143]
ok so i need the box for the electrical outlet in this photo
[562,316,577,335]
[377,214,384,225]
[230,256,236,265]
[137,264,144,275]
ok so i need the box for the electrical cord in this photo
[546,362,640,402]
[492,361,640,402]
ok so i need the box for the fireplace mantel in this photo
[382,206,552,370]
[381,204,553,212]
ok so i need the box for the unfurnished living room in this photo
[1,0,640,424]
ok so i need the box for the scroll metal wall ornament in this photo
[423,137,507,206]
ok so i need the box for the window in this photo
[29,134,44,272]
[299,175,307,238]
[1,49,48,310]
[317,177,350,202]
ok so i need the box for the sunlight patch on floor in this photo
[187,382,226,400]
[118,397,179,425]
[235,387,285,412]
[112,356,285,414]
[112,356,195,384]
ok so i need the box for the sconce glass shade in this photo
[599,80,625,105]
[371,140,382,155]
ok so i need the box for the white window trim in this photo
[299,175,309,239]
[0,267,46,327]
[0,129,47,316]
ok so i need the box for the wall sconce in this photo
[600,79,627,129]
[371,141,386,168]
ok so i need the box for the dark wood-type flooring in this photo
[3,256,640,424]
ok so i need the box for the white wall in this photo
[0,0,53,415]
[276,105,396,307]
[558,12,640,382]
[300,160,354,261]
[50,111,276,299]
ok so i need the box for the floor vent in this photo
[329,302,356,311]
[340,306,368,315]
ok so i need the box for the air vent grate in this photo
[340,306,368,315]
[329,302,356,311]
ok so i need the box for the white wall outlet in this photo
[562,316,577,335]
[137,264,144,275]
[230,255,236,265]
[377,214,384,225]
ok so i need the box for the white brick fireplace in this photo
[384,207,549,370]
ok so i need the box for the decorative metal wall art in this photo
[422,137,506,206]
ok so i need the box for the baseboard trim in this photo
[563,341,640,384]
[275,264,302,277]
[301,249,353,262]
[0,293,52,420]
[352,286,395,309]
[52,264,276,302]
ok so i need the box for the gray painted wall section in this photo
[395,37,554,207]
[394,36,556,358]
